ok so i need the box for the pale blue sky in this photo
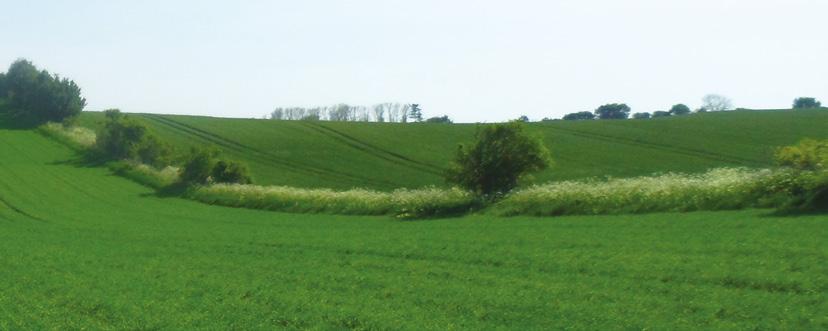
[2,0,826,122]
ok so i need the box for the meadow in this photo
[76,109,828,190]
[1,116,827,329]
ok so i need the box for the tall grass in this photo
[109,161,180,189]
[493,168,789,216]
[188,184,477,218]
[38,122,96,150]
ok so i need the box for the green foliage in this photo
[425,115,452,123]
[408,103,423,122]
[562,111,594,120]
[669,103,691,115]
[95,109,172,167]
[180,147,220,185]
[446,122,551,196]
[652,110,671,118]
[792,97,821,109]
[1,59,86,124]
[773,139,828,211]
[212,160,253,184]
[632,112,651,119]
[494,168,780,216]
[594,103,630,119]
[189,185,474,218]
[180,147,253,185]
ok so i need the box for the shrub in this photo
[594,103,630,119]
[562,111,595,120]
[792,97,821,109]
[180,147,219,185]
[774,139,828,211]
[425,115,452,123]
[212,160,252,184]
[632,112,651,119]
[1,59,86,124]
[446,122,551,197]
[95,109,172,167]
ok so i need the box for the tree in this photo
[180,147,220,185]
[516,115,529,122]
[669,104,691,115]
[446,122,551,197]
[212,160,252,184]
[2,59,86,124]
[701,94,733,112]
[652,111,671,118]
[95,109,172,167]
[408,104,422,122]
[425,115,452,123]
[372,104,385,122]
[562,111,595,120]
[632,112,651,119]
[594,103,630,119]
[793,97,822,109]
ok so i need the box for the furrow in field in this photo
[143,114,398,188]
[545,125,762,166]
[301,122,444,176]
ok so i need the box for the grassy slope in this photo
[1,125,826,329]
[79,109,828,190]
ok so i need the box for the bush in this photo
[594,103,630,119]
[792,97,821,109]
[212,160,252,184]
[95,109,172,167]
[446,122,551,197]
[562,111,595,120]
[1,59,86,124]
[180,147,253,185]
[425,115,452,123]
[632,112,651,119]
[774,139,828,211]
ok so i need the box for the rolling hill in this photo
[0,120,825,329]
[77,108,828,190]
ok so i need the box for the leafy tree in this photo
[425,115,452,123]
[408,104,423,122]
[95,109,171,167]
[2,59,86,124]
[669,104,691,115]
[632,112,651,119]
[0,72,6,98]
[793,97,822,109]
[446,122,551,197]
[516,115,529,122]
[594,103,630,119]
[212,160,252,184]
[652,111,671,118]
[701,94,732,112]
[562,111,595,120]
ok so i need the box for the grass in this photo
[77,109,828,190]
[1,121,827,330]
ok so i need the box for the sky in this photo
[1,0,826,122]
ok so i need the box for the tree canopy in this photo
[594,103,631,119]
[793,97,822,109]
[0,59,86,124]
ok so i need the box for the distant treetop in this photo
[594,103,631,120]
[793,97,822,109]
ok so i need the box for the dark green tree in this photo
[793,97,822,109]
[669,104,691,115]
[180,147,220,185]
[446,122,551,197]
[408,104,423,122]
[594,103,630,119]
[632,112,651,119]
[2,59,86,124]
[562,111,595,120]
[212,160,253,184]
[425,115,452,123]
[652,111,671,118]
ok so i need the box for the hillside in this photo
[0,123,825,329]
[78,109,828,190]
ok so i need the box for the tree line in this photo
[269,103,451,123]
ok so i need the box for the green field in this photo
[78,109,828,190]
[1,116,827,329]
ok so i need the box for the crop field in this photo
[1,120,827,329]
[78,109,828,190]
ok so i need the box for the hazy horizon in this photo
[2,0,826,122]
